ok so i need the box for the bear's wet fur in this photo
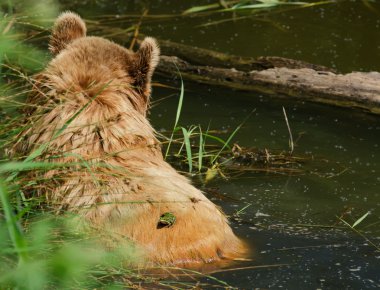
[12,12,247,267]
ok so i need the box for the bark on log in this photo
[157,56,380,115]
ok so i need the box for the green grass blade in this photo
[211,125,241,164]
[352,211,370,228]
[202,133,228,147]
[211,110,254,164]
[282,106,294,154]
[174,82,184,130]
[231,3,278,9]
[0,161,68,173]
[338,215,380,251]
[181,127,193,173]
[183,3,221,14]
[0,179,29,265]
[165,67,185,158]
[198,126,203,172]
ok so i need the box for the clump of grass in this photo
[162,99,306,182]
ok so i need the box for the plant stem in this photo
[282,106,294,154]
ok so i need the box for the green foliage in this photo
[0,0,59,73]
[0,207,137,289]
[0,0,61,118]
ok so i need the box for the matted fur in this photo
[12,12,247,267]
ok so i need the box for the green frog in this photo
[158,212,176,228]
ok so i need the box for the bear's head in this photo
[46,12,160,115]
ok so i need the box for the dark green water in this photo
[64,1,379,288]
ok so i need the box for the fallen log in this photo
[95,27,380,115]
[157,55,380,114]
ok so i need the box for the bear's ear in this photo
[49,12,86,55]
[131,37,160,95]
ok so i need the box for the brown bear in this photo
[12,12,247,267]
